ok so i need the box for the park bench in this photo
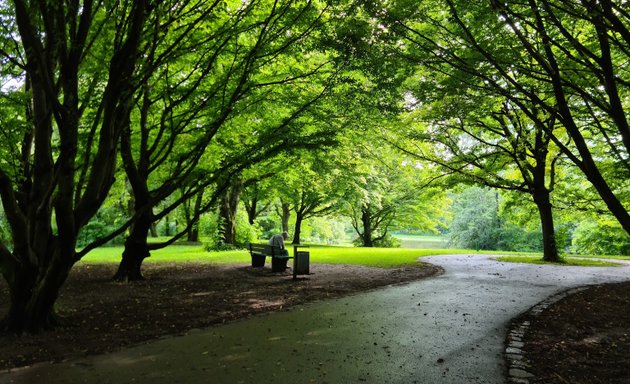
[248,243,293,273]
[248,243,310,278]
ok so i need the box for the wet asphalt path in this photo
[2,254,629,384]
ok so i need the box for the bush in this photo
[76,205,126,247]
[203,241,241,252]
[202,208,261,249]
[572,220,630,256]
[352,233,401,248]
[448,187,503,250]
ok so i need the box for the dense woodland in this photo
[0,0,628,332]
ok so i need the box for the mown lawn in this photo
[81,244,475,268]
[495,255,621,267]
[81,243,623,268]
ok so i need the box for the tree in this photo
[180,190,204,242]
[573,218,630,256]
[275,151,348,244]
[392,93,564,261]
[386,0,630,235]
[0,0,149,332]
[344,145,448,247]
[242,182,273,226]
[217,169,274,246]
[112,0,342,280]
[448,187,504,250]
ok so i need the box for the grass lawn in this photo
[81,243,624,269]
[81,244,476,268]
[495,255,621,267]
[392,234,448,249]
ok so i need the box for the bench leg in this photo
[251,254,266,267]
[271,257,288,272]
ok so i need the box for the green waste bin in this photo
[294,251,310,275]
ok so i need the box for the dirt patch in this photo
[0,262,441,370]
[521,281,630,384]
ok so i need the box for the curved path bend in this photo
[2,255,629,384]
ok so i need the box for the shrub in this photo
[572,220,630,256]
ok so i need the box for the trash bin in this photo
[294,251,310,275]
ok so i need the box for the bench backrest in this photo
[249,243,283,256]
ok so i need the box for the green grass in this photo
[81,245,250,264]
[392,234,448,249]
[81,244,474,268]
[569,254,630,261]
[81,243,626,269]
[495,255,621,267]
[392,234,446,242]
[305,246,462,268]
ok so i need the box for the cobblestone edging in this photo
[504,286,590,384]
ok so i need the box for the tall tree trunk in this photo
[543,40,630,235]
[219,179,243,245]
[361,207,374,247]
[245,195,258,225]
[292,212,304,244]
[280,201,291,233]
[187,192,203,242]
[2,243,75,332]
[188,226,200,243]
[533,189,560,262]
[113,209,153,281]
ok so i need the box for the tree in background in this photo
[385,0,630,236]
[242,182,273,226]
[276,151,349,245]
[572,219,630,256]
[448,187,503,250]
[344,144,449,247]
[392,94,565,261]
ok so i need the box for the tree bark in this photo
[113,210,153,281]
[280,201,291,233]
[533,188,560,262]
[292,213,304,244]
[219,179,243,245]
[1,240,77,333]
[186,192,203,242]
[245,196,259,225]
[361,207,374,247]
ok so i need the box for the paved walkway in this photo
[2,255,629,384]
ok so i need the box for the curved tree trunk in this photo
[2,246,75,333]
[361,207,374,247]
[186,192,203,242]
[533,189,560,262]
[245,196,259,225]
[292,213,304,244]
[113,210,152,281]
[280,202,291,233]
[219,179,243,245]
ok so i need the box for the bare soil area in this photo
[0,262,441,370]
[521,281,630,384]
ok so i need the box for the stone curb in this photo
[504,286,590,384]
